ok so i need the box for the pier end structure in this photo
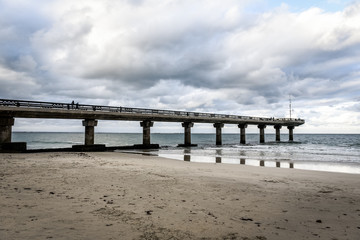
[288,126,295,141]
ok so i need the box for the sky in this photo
[0,0,359,134]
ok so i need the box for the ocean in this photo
[12,132,360,174]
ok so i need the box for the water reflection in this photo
[153,148,360,174]
[181,153,295,169]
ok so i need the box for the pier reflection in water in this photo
[122,147,359,174]
[153,143,360,174]
[180,149,294,169]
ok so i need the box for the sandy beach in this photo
[0,152,359,240]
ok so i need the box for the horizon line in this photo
[12,131,360,135]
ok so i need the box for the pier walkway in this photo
[0,99,304,152]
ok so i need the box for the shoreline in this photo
[1,152,359,239]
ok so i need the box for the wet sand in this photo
[1,152,359,240]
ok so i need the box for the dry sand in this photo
[0,152,359,240]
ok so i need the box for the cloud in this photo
[1,0,360,133]
[0,0,51,58]
[0,63,39,98]
[30,0,249,89]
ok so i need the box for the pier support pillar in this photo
[274,125,282,142]
[238,124,247,144]
[258,124,266,143]
[288,126,294,141]
[82,119,98,145]
[0,117,27,152]
[140,121,154,145]
[182,122,194,146]
[213,123,224,145]
[0,117,14,144]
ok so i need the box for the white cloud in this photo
[1,0,360,133]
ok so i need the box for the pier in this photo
[0,99,304,152]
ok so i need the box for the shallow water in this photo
[12,132,360,174]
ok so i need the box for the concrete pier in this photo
[274,125,282,142]
[0,117,14,143]
[238,124,247,144]
[288,126,294,141]
[82,119,98,145]
[140,120,154,145]
[213,123,224,145]
[258,124,266,143]
[181,122,194,146]
[0,99,305,151]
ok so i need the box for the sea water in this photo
[11,132,360,174]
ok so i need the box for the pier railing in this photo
[0,99,304,123]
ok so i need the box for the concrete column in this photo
[213,123,224,145]
[238,124,247,144]
[182,122,194,146]
[288,126,294,141]
[274,125,282,142]
[0,117,14,144]
[140,121,154,145]
[82,119,98,145]
[258,124,266,143]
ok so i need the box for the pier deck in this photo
[0,99,305,151]
[0,99,304,126]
